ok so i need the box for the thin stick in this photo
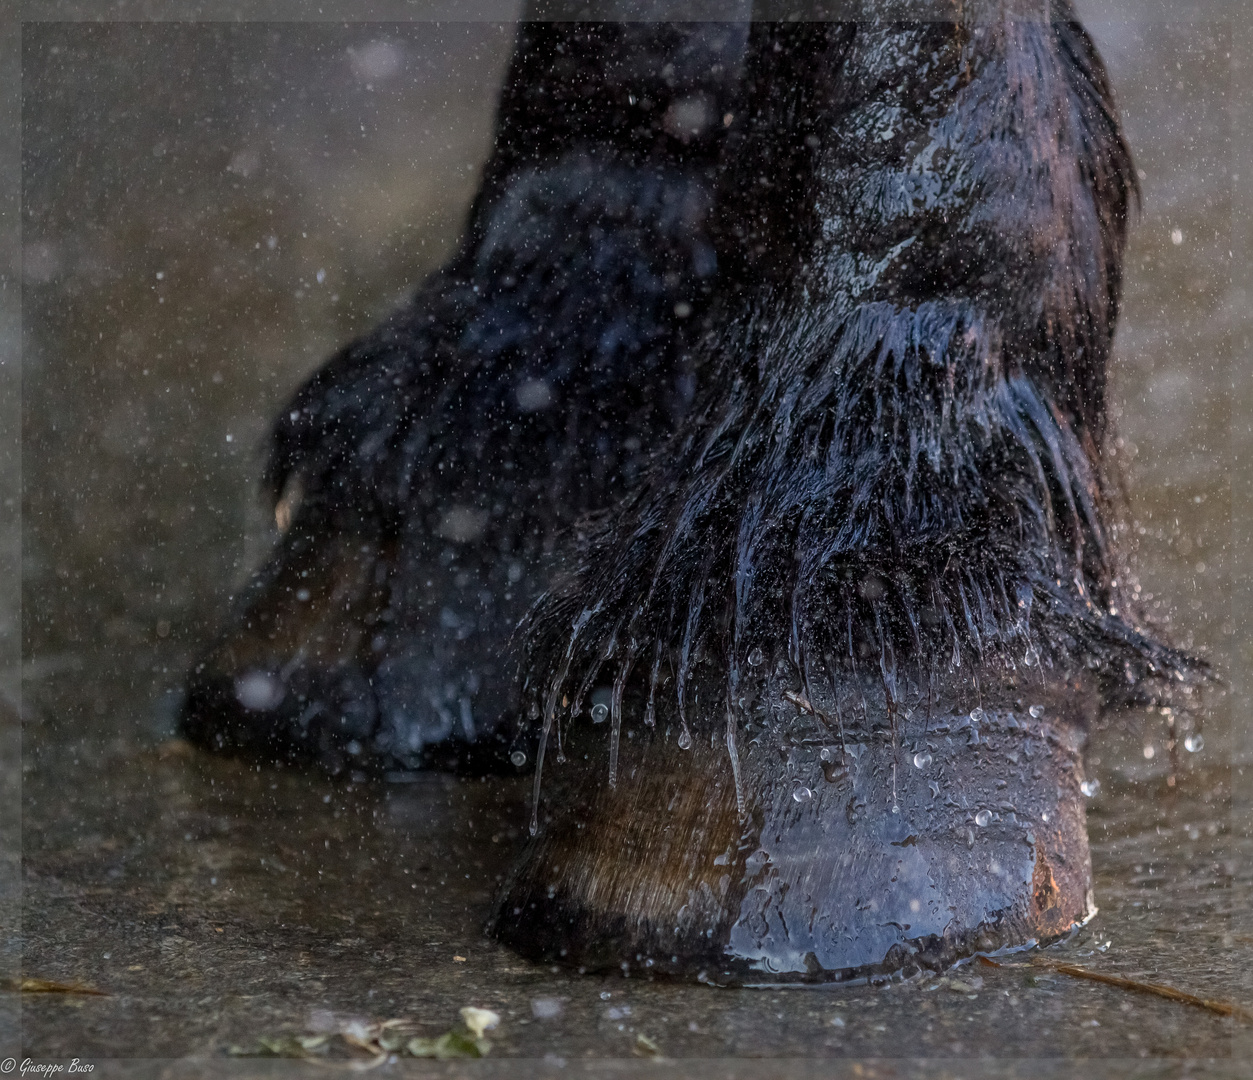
[979,956,1253,1021]
[3,977,108,996]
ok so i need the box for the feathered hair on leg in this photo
[517,3,1208,802]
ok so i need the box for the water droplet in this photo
[1184,733,1204,753]
[820,755,846,784]
[891,803,900,814]
[792,786,813,803]
[912,750,933,769]
[510,750,527,767]
[233,671,285,712]
[1029,705,1043,719]
[590,702,609,724]
[1023,647,1039,665]
[975,809,992,827]
[677,729,692,750]
[1080,779,1100,797]
[747,646,766,667]
[969,707,985,724]
[1143,744,1156,760]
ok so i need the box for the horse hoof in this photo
[493,670,1096,983]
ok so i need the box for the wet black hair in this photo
[517,4,1207,797]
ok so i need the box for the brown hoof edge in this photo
[491,675,1096,984]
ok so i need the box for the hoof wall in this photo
[493,676,1096,983]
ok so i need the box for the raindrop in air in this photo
[1029,705,1043,719]
[234,671,285,712]
[510,750,527,767]
[677,729,692,750]
[590,702,610,724]
[792,786,813,803]
[913,750,932,769]
[747,646,766,667]
[1080,779,1100,797]
[1184,733,1204,753]
[974,809,992,827]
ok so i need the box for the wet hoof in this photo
[180,18,750,773]
[496,9,1207,981]
[493,672,1096,983]
[182,522,529,775]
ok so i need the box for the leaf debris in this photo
[228,1009,497,1062]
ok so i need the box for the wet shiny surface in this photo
[15,717,1249,1064]
[12,12,1253,1069]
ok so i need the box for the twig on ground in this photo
[978,955,1253,1021]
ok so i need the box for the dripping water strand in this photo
[726,698,745,820]
[608,646,637,788]
[644,637,663,728]
[531,651,573,836]
[874,604,901,814]
[530,606,597,836]
[568,624,617,722]
[823,652,849,757]
[676,555,713,751]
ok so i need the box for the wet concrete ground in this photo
[13,711,1253,1071]
[9,9,1253,1076]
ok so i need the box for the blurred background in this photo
[20,21,518,741]
[7,6,1253,1061]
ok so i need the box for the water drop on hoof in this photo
[510,750,527,767]
[677,729,692,750]
[912,750,932,769]
[969,707,985,724]
[747,646,766,667]
[1080,779,1100,797]
[1184,733,1204,753]
[974,809,992,827]
[590,702,610,724]
[819,750,845,783]
[792,786,813,803]
[1029,705,1044,719]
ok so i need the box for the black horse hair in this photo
[516,6,1208,806]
